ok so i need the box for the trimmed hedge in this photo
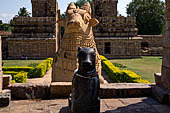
[100,55,150,84]
[2,66,33,72]
[13,71,27,83]
[3,58,53,83]
[27,58,53,78]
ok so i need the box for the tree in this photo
[75,0,92,7]
[127,0,165,35]
[16,7,31,17]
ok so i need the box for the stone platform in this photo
[0,97,170,113]
[0,90,11,107]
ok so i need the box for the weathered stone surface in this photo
[95,37,142,59]
[0,97,170,113]
[7,39,56,59]
[0,89,11,107]
[161,66,170,90]
[154,73,162,87]
[152,85,169,104]
[93,0,138,38]
[100,83,152,98]
[10,83,50,99]
[31,0,57,17]
[8,0,60,59]
[50,82,72,98]
[52,2,104,83]
[50,82,152,98]
[3,75,11,89]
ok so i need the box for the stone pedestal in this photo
[0,36,11,107]
[0,90,11,107]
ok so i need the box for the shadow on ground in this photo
[103,98,170,113]
[59,106,70,113]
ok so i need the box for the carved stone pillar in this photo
[161,0,170,90]
[0,36,2,93]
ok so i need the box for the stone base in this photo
[3,75,11,89]
[152,85,170,104]
[50,82,72,98]
[154,73,163,87]
[50,82,152,98]
[0,89,11,107]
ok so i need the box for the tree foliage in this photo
[0,19,13,32]
[127,0,165,35]
[16,7,31,17]
[75,0,92,7]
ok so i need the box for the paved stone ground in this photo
[0,97,170,113]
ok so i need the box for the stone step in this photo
[50,82,152,98]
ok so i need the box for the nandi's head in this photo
[58,2,99,35]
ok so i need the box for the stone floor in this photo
[0,97,170,113]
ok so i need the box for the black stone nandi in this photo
[69,47,100,113]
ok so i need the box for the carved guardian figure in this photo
[70,47,100,113]
[52,2,105,83]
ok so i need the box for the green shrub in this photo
[100,55,150,84]
[28,58,53,78]
[3,71,18,75]
[2,66,33,72]
[27,63,39,67]
[113,63,127,68]
[13,71,27,83]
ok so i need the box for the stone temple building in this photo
[7,0,59,59]
[93,0,142,58]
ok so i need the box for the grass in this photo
[2,60,43,67]
[110,56,162,83]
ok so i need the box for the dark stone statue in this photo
[69,47,100,113]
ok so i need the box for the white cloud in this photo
[0,13,14,23]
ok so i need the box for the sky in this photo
[0,0,165,23]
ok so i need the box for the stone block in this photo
[162,48,170,68]
[3,75,11,89]
[10,83,50,99]
[100,83,152,98]
[0,71,2,93]
[161,66,170,90]
[154,73,162,87]
[152,86,169,104]
[50,82,72,98]
[0,89,11,107]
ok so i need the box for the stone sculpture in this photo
[52,2,105,83]
[69,47,100,113]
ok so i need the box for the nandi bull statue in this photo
[52,2,105,83]
[69,47,100,113]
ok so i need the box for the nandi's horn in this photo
[81,2,91,15]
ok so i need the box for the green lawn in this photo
[2,60,43,67]
[110,56,162,83]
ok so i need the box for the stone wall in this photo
[160,0,170,90]
[8,0,60,59]
[12,17,56,38]
[95,37,142,59]
[93,0,138,38]
[0,36,2,92]
[7,38,56,59]
[139,35,163,56]
[31,0,58,17]
[139,35,163,47]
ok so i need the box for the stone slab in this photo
[3,75,11,89]
[0,97,170,113]
[50,82,72,98]
[154,73,162,87]
[152,85,169,104]
[50,82,152,99]
[0,89,11,107]
[10,83,50,100]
